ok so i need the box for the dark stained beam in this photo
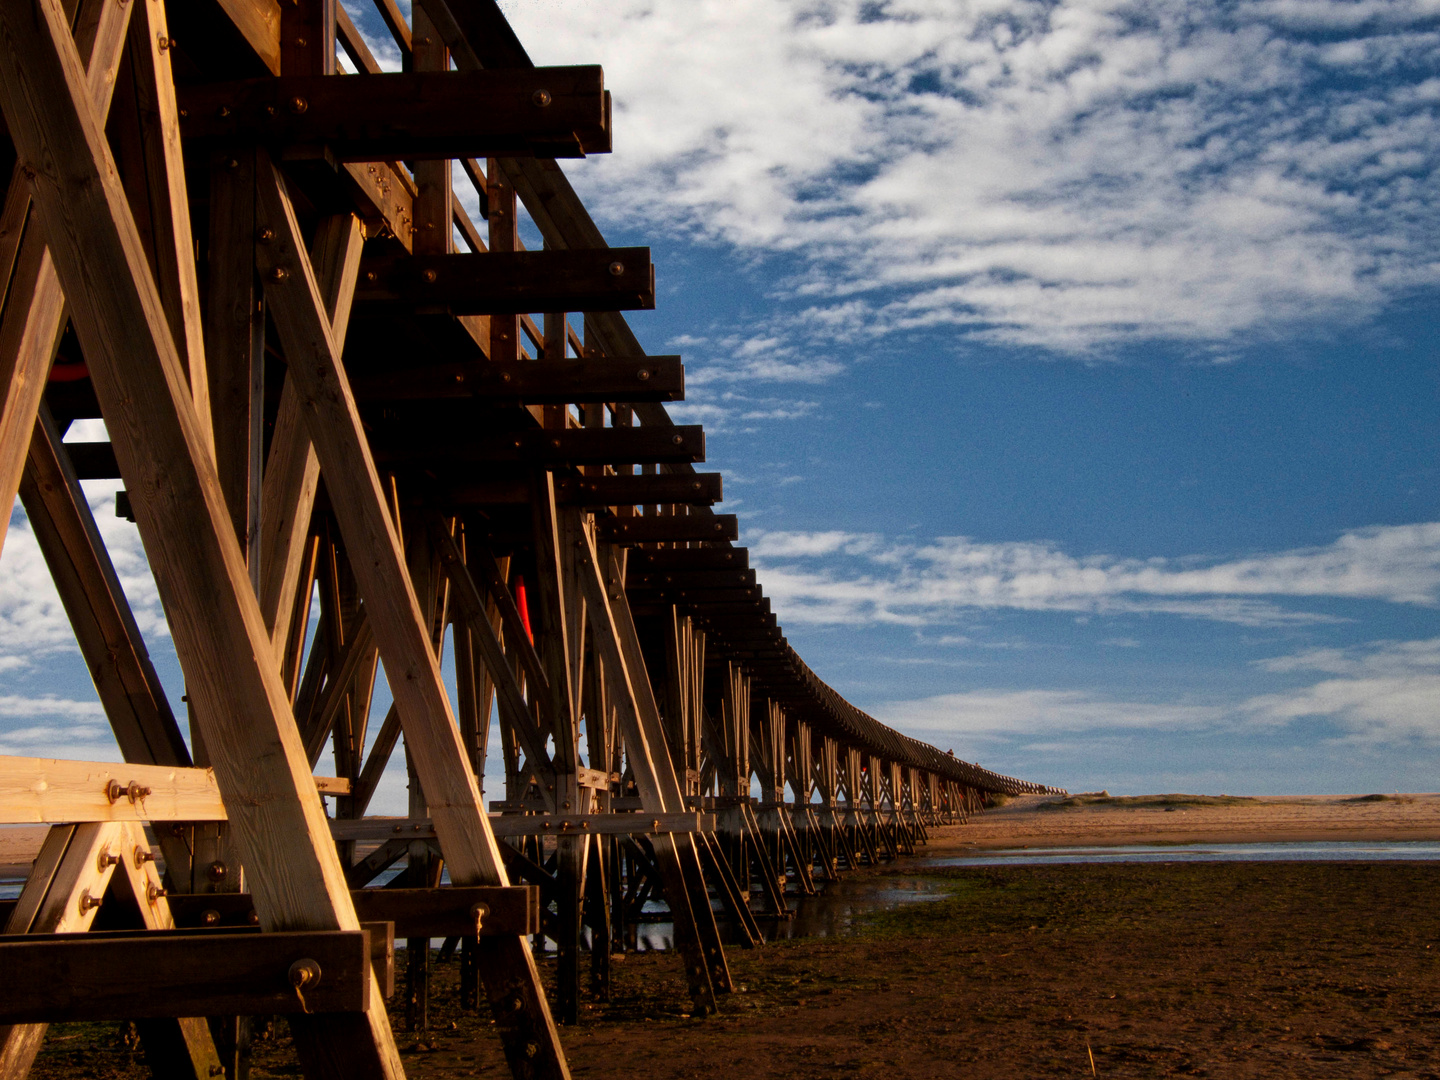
[0,930,370,1023]
[179,67,610,159]
[378,424,704,466]
[630,547,749,572]
[357,247,653,313]
[556,471,720,506]
[352,355,681,403]
[629,568,755,590]
[598,514,738,545]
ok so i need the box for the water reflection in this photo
[631,876,950,951]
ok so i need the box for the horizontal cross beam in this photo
[351,355,682,403]
[357,247,654,313]
[164,886,539,939]
[631,547,749,571]
[179,67,610,159]
[377,424,705,466]
[0,929,370,1022]
[556,471,721,506]
[597,513,738,544]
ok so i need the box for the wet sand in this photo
[23,795,1440,1079]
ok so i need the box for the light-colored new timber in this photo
[0,4,404,1076]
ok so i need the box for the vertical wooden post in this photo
[487,158,518,361]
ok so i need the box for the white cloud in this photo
[750,522,1440,626]
[1243,636,1440,741]
[878,687,1227,741]
[500,0,1440,352]
[874,636,1440,757]
[0,484,169,671]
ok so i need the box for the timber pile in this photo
[0,1,1060,1078]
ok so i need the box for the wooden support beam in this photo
[557,471,720,507]
[329,812,714,840]
[357,247,653,313]
[599,514,738,544]
[633,568,754,590]
[351,355,682,404]
[206,146,265,580]
[0,0,134,553]
[0,929,371,1022]
[180,68,610,159]
[569,513,728,1010]
[0,756,356,825]
[165,886,540,939]
[378,424,704,467]
[0,6,405,1071]
[251,155,569,1076]
[632,547,748,571]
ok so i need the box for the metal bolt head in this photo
[288,95,308,115]
[365,270,377,282]
[268,266,289,282]
[256,227,274,243]
[637,368,650,380]
[532,89,553,107]
[608,261,625,276]
[421,268,438,283]
[207,860,228,882]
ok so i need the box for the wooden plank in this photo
[0,930,369,1022]
[259,213,364,652]
[124,0,213,459]
[250,156,569,1077]
[358,247,653,313]
[214,0,282,76]
[631,568,754,590]
[377,424,704,466]
[0,756,356,825]
[0,757,224,825]
[350,887,536,938]
[0,219,65,555]
[0,0,134,553]
[556,471,719,507]
[567,514,722,1010]
[106,820,226,1080]
[328,813,713,840]
[164,886,538,938]
[351,354,682,403]
[632,547,748,571]
[180,68,610,159]
[598,514,738,545]
[205,146,265,575]
[0,822,127,1077]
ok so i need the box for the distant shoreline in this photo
[928,791,1440,851]
[6,792,1440,881]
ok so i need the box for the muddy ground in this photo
[31,858,1440,1079]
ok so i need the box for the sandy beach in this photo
[7,792,1440,883]
[929,791,1440,851]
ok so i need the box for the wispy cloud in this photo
[750,522,1440,626]
[1244,636,1440,741]
[875,636,1440,755]
[1,483,168,671]
[502,0,1440,352]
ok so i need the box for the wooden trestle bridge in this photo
[0,0,1059,1077]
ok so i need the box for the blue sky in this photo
[2,0,1439,801]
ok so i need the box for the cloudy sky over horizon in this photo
[2,0,1438,802]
